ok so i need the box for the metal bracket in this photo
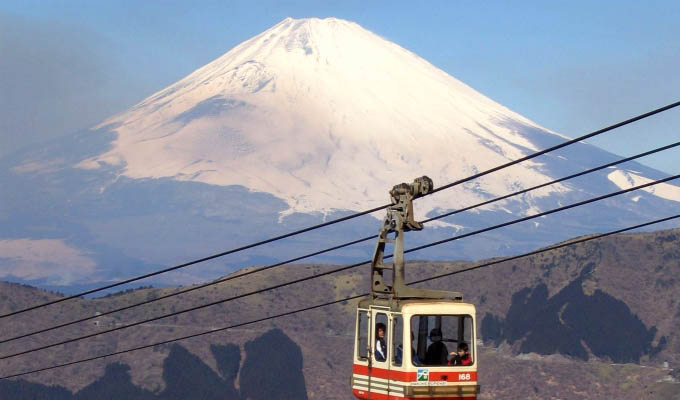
[369,176,462,301]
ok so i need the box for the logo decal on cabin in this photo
[417,369,429,382]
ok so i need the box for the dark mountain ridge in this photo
[0,228,679,399]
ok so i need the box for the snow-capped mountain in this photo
[1,17,679,290]
[81,17,572,219]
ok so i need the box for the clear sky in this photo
[1,0,678,173]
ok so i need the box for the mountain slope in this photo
[1,228,678,399]
[82,17,572,217]
[1,17,679,288]
[79,17,680,219]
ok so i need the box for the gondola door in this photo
[352,306,396,399]
[352,308,370,399]
[387,312,404,400]
[368,306,390,399]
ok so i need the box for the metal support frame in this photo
[369,176,462,301]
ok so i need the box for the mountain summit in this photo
[81,17,577,217]
[2,17,680,288]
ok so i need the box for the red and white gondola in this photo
[351,177,480,400]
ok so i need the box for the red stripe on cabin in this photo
[353,364,477,383]
[354,364,416,381]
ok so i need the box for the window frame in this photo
[356,309,369,361]
[409,313,475,367]
[391,313,404,367]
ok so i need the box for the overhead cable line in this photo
[3,174,677,361]
[2,100,677,320]
[3,141,679,345]
[0,205,385,319]
[3,213,678,380]
[429,100,680,195]
[421,141,680,223]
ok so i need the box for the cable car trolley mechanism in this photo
[351,176,480,400]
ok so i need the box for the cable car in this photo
[351,177,480,399]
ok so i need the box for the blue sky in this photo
[1,0,679,173]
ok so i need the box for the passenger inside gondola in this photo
[449,342,472,366]
[374,322,387,361]
[411,314,474,366]
[395,331,421,365]
[425,328,449,365]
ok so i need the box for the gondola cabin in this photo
[351,301,478,399]
[351,177,479,399]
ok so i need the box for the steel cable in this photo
[2,213,678,380]
[2,100,677,319]
[2,140,678,345]
[2,173,677,361]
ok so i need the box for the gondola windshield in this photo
[412,314,474,366]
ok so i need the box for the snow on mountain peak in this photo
[82,17,571,218]
[607,169,680,203]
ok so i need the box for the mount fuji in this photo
[2,17,679,290]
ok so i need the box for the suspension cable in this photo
[3,140,678,345]
[3,100,677,319]
[3,213,678,380]
[430,100,680,194]
[2,174,677,361]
